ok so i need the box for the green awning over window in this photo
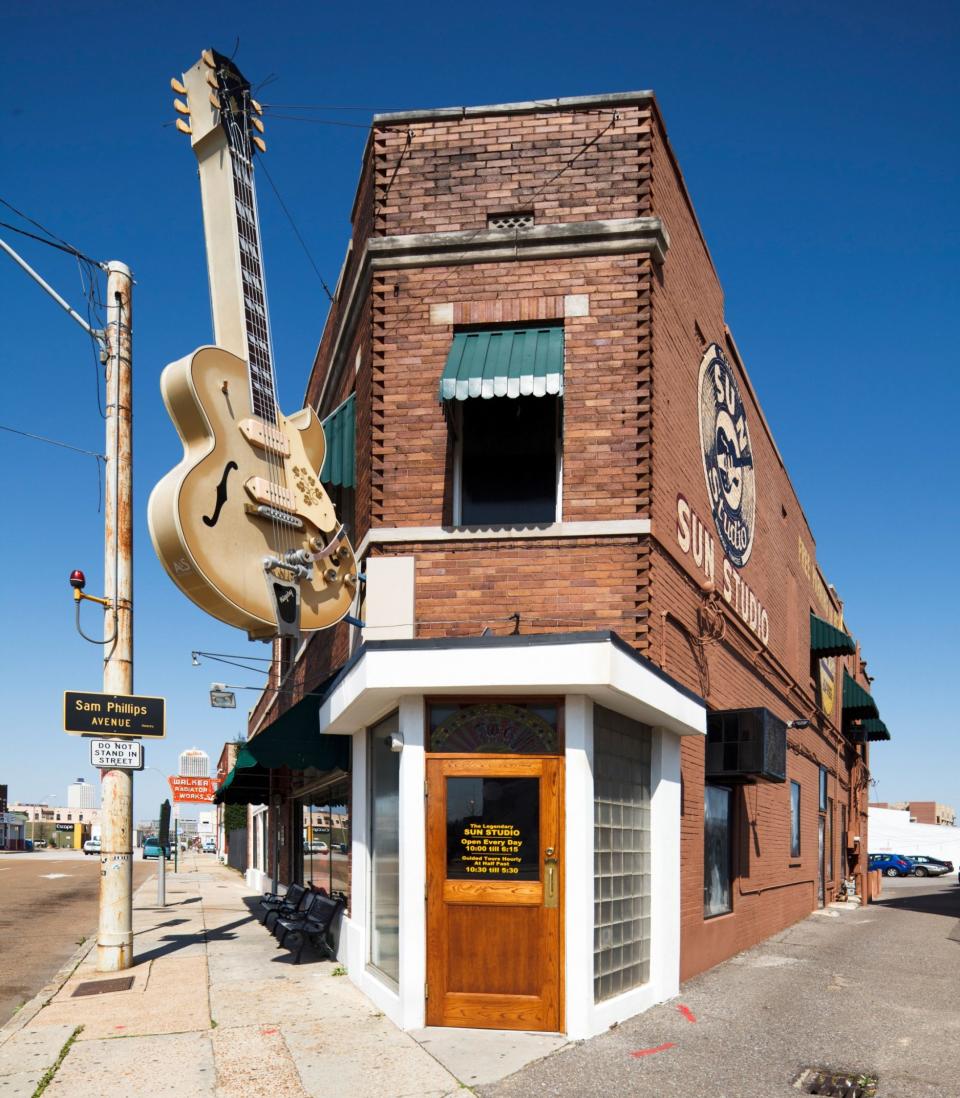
[439,327,564,401]
[214,695,350,804]
[842,670,879,721]
[320,394,355,488]
[245,693,350,773]
[214,745,269,805]
[810,612,856,658]
[850,718,891,742]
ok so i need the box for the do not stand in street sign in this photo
[90,738,144,770]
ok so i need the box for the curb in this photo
[0,871,158,1048]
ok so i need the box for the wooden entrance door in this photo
[425,756,563,1031]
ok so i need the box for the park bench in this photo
[274,893,345,964]
[259,882,307,928]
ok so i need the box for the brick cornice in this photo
[314,217,669,415]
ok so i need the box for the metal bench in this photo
[260,882,307,929]
[274,893,345,964]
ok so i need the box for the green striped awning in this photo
[439,327,564,401]
[810,612,856,658]
[842,670,879,721]
[850,718,891,742]
[320,394,355,488]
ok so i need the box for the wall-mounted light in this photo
[209,684,236,709]
[387,731,404,753]
[786,719,811,729]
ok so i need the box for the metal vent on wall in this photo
[488,212,534,231]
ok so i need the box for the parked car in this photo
[142,836,172,860]
[83,838,101,856]
[307,841,329,854]
[202,838,216,853]
[33,839,47,849]
[868,853,912,877]
[903,855,953,877]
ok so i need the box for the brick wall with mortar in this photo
[647,112,870,979]
[249,93,874,987]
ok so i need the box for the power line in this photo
[257,158,336,302]
[0,423,104,510]
[0,198,105,268]
[262,113,372,131]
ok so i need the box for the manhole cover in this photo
[72,977,135,997]
[794,1067,878,1097]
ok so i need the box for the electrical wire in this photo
[0,423,104,510]
[0,201,105,268]
[261,113,373,131]
[256,158,336,302]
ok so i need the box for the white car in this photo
[83,838,101,856]
[202,839,216,853]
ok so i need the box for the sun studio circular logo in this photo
[697,344,756,568]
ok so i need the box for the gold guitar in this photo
[148,50,356,639]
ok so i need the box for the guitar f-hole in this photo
[202,460,238,527]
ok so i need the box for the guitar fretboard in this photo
[229,139,278,425]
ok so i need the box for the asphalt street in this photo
[0,851,154,1025]
[480,875,960,1098]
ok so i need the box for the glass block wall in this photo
[593,705,652,1002]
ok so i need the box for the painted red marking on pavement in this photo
[631,1042,676,1058]
[261,1026,278,1035]
[677,1004,697,1023]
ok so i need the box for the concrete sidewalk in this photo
[0,856,470,1098]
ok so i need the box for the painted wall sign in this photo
[676,494,771,647]
[697,344,756,568]
[63,691,165,738]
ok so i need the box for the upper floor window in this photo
[440,326,564,527]
[319,393,356,541]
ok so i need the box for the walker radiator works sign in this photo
[168,776,216,803]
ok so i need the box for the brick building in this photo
[219,90,888,1038]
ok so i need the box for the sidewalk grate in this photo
[794,1067,879,1097]
[72,977,135,997]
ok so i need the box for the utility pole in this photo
[97,261,134,972]
[0,238,137,969]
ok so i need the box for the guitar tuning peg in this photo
[252,135,266,154]
[170,77,187,95]
[173,98,190,116]
[209,92,221,109]
[175,118,193,136]
[250,98,263,115]
[202,49,216,68]
[251,116,265,134]
[205,70,218,89]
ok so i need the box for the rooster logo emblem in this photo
[697,344,756,567]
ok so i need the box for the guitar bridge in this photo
[245,503,304,529]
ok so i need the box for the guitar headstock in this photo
[171,49,266,157]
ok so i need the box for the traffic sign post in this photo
[64,691,165,738]
[90,739,144,770]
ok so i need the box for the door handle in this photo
[544,855,559,908]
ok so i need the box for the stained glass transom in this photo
[429,703,559,754]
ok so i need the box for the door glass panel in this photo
[446,777,539,880]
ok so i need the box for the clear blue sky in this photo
[1,2,956,816]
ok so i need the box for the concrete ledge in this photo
[373,90,655,125]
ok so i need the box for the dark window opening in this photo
[790,781,801,858]
[704,785,732,917]
[457,395,560,525]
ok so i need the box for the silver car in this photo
[903,855,952,877]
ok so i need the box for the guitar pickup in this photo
[238,417,290,457]
[245,476,296,512]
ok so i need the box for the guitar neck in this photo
[182,55,278,424]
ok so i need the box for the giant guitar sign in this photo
[148,50,357,640]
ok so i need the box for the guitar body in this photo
[148,345,357,637]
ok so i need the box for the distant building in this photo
[178,748,210,778]
[871,801,955,826]
[67,778,96,809]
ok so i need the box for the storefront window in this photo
[704,785,732,917]
[301,784,350,907]
[369,712,400,984]
[593,706,651,1002]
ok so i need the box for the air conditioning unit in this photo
[705,707,786,783]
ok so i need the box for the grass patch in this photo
[32,1024,83,1097]
[331,965,347,977]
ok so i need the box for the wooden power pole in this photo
[97,261,135,972]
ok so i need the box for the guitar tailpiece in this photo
[263,556,311,581]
